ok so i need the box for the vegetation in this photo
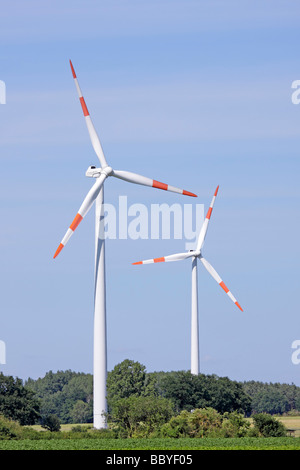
[251,413,287,437]
[0,359,300,450]
[152,371,252,414]
[23,361,300,426]
[1,437,300,450]
[41,414,61,432]
[159,408,251,438]
[0,373,40,425]
[242,380,300,415]
[26,371,93,424]
[0,408,289,441]
[109,395,174,437]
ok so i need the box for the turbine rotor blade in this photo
[196,185,219,252]
[70,60,108,168]
[53,173,107,258]
[200,257,243,311]
[133,251,195,265]
[112,170,197,197]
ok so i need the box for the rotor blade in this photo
[112,170,197,197]
[53,173,106,258]
[200,257,243,311]
[70,60,108,168]
[133,251,195,265]
[196,185,219,252]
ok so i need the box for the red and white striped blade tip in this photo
[183,190,197,197]
[70,60,76,78]
[132,257,166,265]
[53,243,64,259]
[219,281,243,312]
[219,281,244,312]
[152,180,197,197]
[53,213,84,259]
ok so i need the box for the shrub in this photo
[221,411,250,438]
[41,414,61,432]
[160,408,224,438]
[160,408,251,439]
[188,408,223,438]
[0,415,39,440]
[110,395,174,437]
[252,413,287,437]
[0,415,21,440]
[159,410,191,438]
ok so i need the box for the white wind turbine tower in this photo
[53,60,197,429]
[133,186,243,375]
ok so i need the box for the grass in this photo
[277,416,300,437]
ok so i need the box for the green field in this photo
[0,437,300,450]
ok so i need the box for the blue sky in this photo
[1,0,300,386]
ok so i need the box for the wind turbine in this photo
[133,186,243,375]
[53,60,197,429]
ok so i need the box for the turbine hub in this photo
[101,166,113,176]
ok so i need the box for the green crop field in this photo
[1,437,300,450]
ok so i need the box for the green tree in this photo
[26,370,78,396]
[241,380,300,415]
[156,371,251,414]
[26,371,93,424]
[107,359,147,407]
[41,414,61,432]
[251,389,289,415]
[71,400,92,424]
[110,395,174,437]
[155,371,206,412]
[204,375,251,414]
[0,373,40,425]
[252,413,286,437]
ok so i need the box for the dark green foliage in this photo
[241,380,300,414]
[109,395,174,437]
[251,390,289,415]
[41,414,61,432]
[159,408,250,438]
[153,371,251,415]
[106,359,147,405]
[0,373,40,425]
[252,413,287,437]
[26,370,93,424]
[22,361,300,425]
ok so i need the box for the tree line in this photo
[1,359,300,427]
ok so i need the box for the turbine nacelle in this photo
[86,165,101,178]
[86,165,113,178]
